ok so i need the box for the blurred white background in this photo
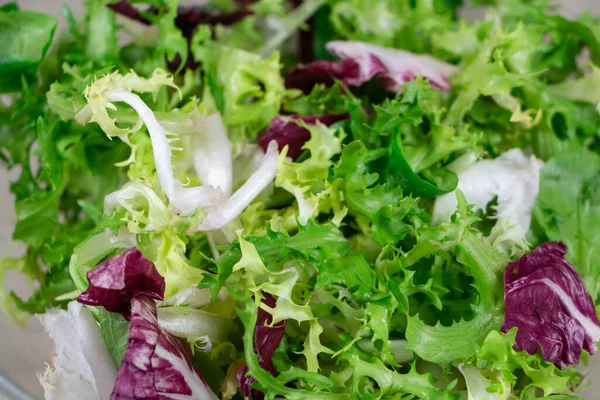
[1,0,600,399]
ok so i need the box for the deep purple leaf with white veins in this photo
[326,41,458,92]
[77,248,218,400]
[111,296,218,400]
[502,241,600,368]
[285,40,458,93]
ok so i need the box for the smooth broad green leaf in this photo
[0,9,57,92]
[533,143,600,302]
[97,308,129,366]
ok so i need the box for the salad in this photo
[1,0,600,398]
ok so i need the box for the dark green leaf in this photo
[97,308,130,365]
[312,5,337,61]
[200,221,374,299]
[0,2,18,12]
[387,134,457,198]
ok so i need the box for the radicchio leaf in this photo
[285,59,360,94]
[77,248,165,319]
[286,40,458,93]
[77,248,219,400]
[112,296,218,400]
[237,294,286,400]
[502,242,600,368]
[106,1,156,25]
[257,113,348,160]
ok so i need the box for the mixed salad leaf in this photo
[502,241,600,369]
[2,0,600,399]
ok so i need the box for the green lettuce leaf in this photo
[201,221,375,300]
[336,345,453,399]
[549,64,600,110]
[332,140,427,246]
[401,194,507,363]
[83,0,119,62]
[201,44,285,136]
[0,6,57,92]
[97,308,129,366]
[282,83,348,116]
[533,143,600,303]
[463,328,583,398]
[3,111,127,316]
[238,300,344,399]
[0,255,44,326]
[275,120,344,224]
[329,0,455,54]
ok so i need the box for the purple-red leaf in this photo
[285,40,458,94]
[77,248,165,319]
[285,59,360,94]
[108,1,253,37]
[502,241,600,368]
[174,7,253,38]
[111,296,218,400]
[77,249,218,399]
[107,1,253,71]
[237,295,286,400]
[107,1,154,25]
[257,113,348,160]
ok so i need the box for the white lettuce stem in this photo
[104,89,278,231]
[195,141,279,231]
[106,90,175,198]
[192,113,233,197]
[105,89,219,215]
